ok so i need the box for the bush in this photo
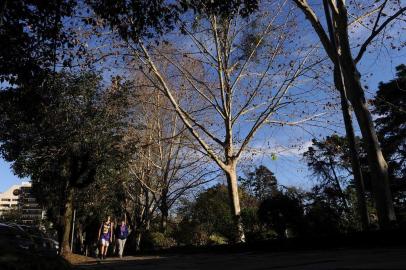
[172,220,210,246]
[258,193,305,239]
[208,233,228,245]
[304,200,342,236]
[192,185,235,240]
[244,229,278,242]
[141,232,176,250]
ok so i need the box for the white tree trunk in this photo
[225,164,245,243]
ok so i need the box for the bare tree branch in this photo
[354,5,406,63]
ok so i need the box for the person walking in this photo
[115,217,129,259]
[98,215,113,260]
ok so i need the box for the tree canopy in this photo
[0,0,77,86]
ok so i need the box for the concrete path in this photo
[75,247,406,270]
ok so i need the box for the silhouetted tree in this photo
[240,165,278,201]
[303,136,354,216]
[373,64,406,214]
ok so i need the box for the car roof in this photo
[0,223,23,234]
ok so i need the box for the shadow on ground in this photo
[39,229,406,270]
[0,251,70,270]
[74,247,406,270]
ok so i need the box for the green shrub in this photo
[208,233,228,245]
[172,220,212,246]
[142,232,176,250]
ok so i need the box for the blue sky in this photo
[1,1,405,193]
[0,159,29,192]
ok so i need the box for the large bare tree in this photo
[128,1,320,242]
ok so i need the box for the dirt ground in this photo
[73,247,406,270]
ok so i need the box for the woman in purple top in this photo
[98,215,113,259]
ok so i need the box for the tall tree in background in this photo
[240,165,278,201]
[136,91,217,232]
[293,0,406,228]
[303,136,355,218]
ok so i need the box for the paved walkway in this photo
[75,247,406,270]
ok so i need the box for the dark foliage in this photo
[305,194,349,235]
[0,0,77,86]
[88,0,258,41]
[190,184,235,240]
[182,0,259,18]
[373,64,406,212]
[258,192,305,239]
[240,165,278,201]
[87,0,180,40]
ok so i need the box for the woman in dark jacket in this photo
[115,218,129,258]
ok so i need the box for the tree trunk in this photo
[160,207,168,233]
[331,0,396,229]
[145,218,151,231]
[341,63,396,228]
[295,0,396,229]
[160,191,169,233]
[132,216,142,252]
[134,229,142,252]
[134,206,152,252]
[61,186,74,256]
[225,165,245,243]
[350,92,396,228]
[334,67,369,230]
[137,219,151,251]
[324,3,367,227]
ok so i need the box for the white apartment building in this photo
[0,182,25,214]
[0,182,44,223]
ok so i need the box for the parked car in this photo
[15,225,59,255]
[0,223,67,270]
[0,223,35,252]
